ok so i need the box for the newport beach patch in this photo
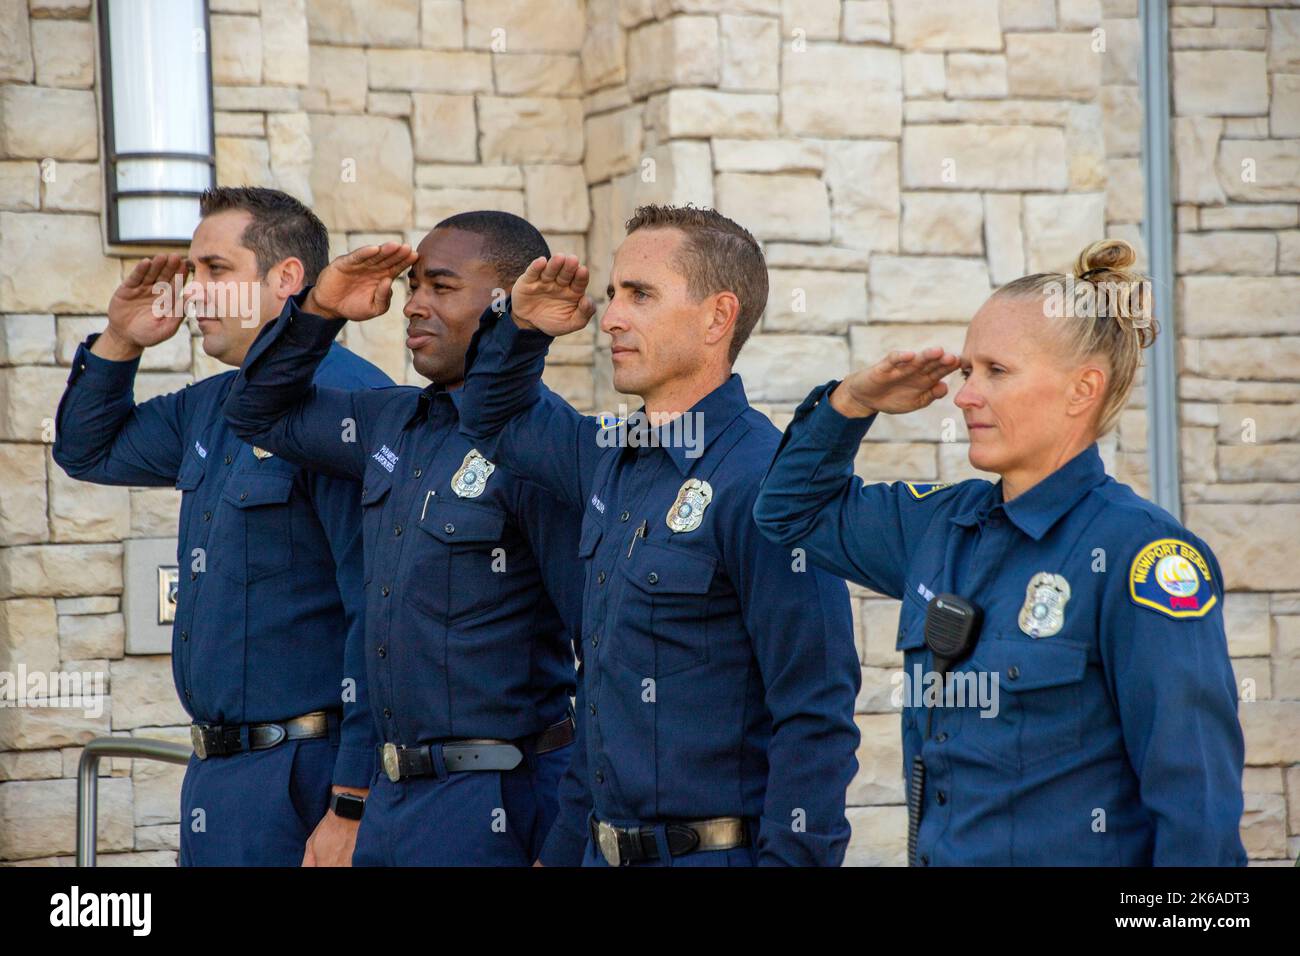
[1128,537,1217,619]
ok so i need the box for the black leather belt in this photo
[190,710,334,760]
[380,715,575,783]
[590,816,749,867]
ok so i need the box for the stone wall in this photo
[1170,0,1300,865]
[0,0,1295,865]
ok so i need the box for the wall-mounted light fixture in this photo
[99,0,215,245]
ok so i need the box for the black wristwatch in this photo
[329,791,366,821]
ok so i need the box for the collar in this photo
[950,443,1107,540]
[642,374,752,476]
[403,381,463,428]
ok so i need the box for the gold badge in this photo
[1018,572,1071,638]
[666,478,713,534]
[252,446,273,460]
[451,449,495,498]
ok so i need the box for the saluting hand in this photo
[95,254,190,361]
[510,254,597,337]
[831,347,961,418]
[302,242,418,322]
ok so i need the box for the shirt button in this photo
[381,586,390,597]
[444,523,455,534]
[185,689,192,699]
[594,770,605,784]
[647,572,659,585]
[1007,665,1020,681]
[393,525,402,536]
[936,732,948,743]
[223,455,232,465]
[383,708,392,719]
[202,512,211,522]
[413,468,422,478]
[936,791,947,806]
[180,631,188,641]
[190,572,198,581]
[377,646,386,658]
[591,633,600,647]
[239,492,248,501]
[588,703,596,716]
[920,855,930,866]
[620,511,630,522]
[596,571,606,584]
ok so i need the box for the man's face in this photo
[600,228,715,399]
[403,228,503,386]
[184,209,291,366]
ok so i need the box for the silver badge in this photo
[666,478,713,534]
[252,446,273,460]
[1019,572,1071,638]
[451,449,495,498]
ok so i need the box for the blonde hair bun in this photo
[1074,238,1138,279]
[992,237,1158,436]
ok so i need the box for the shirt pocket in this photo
[614,541,715,677]
[358,472,393,585]
[960,633,1088,773]
[174,448,206,556]
[416,498,508,624]
[217,470,295,583]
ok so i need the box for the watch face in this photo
[332,793,365,820]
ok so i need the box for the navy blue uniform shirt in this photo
[53,332,391,788]
[754,382,1248,866]
[222,294,582,748]
[458,305,861,867]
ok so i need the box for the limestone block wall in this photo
[1169,0,1300,865]
[0,0,1295,865]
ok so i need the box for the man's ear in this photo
[271,256,307,299]
[1067,363,1107,419]
[703,290,740,350]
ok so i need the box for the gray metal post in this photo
[77,736,192,866]
[1139,0,1183,519]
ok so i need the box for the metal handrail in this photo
[76,736,193,866]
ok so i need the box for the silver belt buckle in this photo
[381,742,402,783]
[190,724,208,760]
[596,821,621,867]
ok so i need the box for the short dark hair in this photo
[624,204,767,363]
[434,210,551,288]
[198,186,330,283]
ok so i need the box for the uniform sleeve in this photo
[538,660,593,867]
[513,475,589,864]
[52,336,190,487]
[304,465,378,788]
[1098,526,1247,866]
[458,300,603,512]
[728,481,861,867]
[223,291,373,482]
[753,381,954,601]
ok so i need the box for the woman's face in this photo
[954,295,1093,477]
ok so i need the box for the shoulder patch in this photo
[1128,537,1217,619]
[904,482,953,500]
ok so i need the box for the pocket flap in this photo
[896,589,928,651]
[970,636,1087,693]
[577,518,604,558]
[175,453,205,491]
[621,542,717,595]
[421,501,507,544]
[360,473,392,506]
[221,473,294,509]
